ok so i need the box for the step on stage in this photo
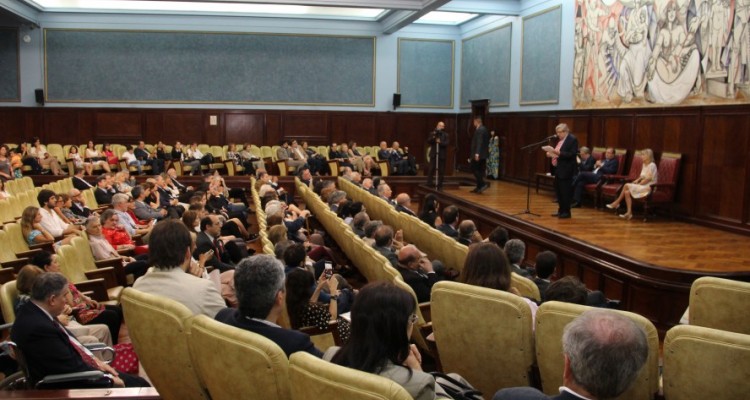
[415,179,750,335]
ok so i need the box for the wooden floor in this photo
[446,180,750,273]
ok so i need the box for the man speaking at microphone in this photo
[426,121,449,190]
[542,123,578,219]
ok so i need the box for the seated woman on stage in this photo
[606,148,657,220]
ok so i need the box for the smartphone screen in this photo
[324,262,333,278]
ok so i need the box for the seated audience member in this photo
[372,225,400,268]
[544,276,588,305]
[493,309,648,400]
[172,141,202,176]
[394,193,417,216]
[15,265,112,346]
[21,206,75,248]
[327,281,473,398]
[337,201,362,225]
[391,141,416,175]
[155,173,185,219]
[134,141,164,175]
[68,145,92,176]
[72,168,94,191]
[57,194,87,225]
[94,174,116,205]
[504,239,533,278]
[30,252,124,345]
[437,205,459,238]
[457,220,478,246]
[37,189,83,238]
[327,190,348,213]
[419,194,442,228]
[534,251,557,302]
[194,215,236,272]
[166,167,195,202]
[133,220,225,318]
[486,226,509,248]
[396,245,439,303]
[376,183,394,205]
[361,220,383,247]
[100,209,148,255]
[29,137,65,176]
[15,143,42,175]
[377,141,408,175]
[572,147,619,208]
[285,268,351,342]
[85,216,149,281]
[215,255,323,357]
[461,242,538,322]
[111,193,153,242]
[11,272,149,388]
[84,141,111,173]
[120,145,143,175]
[132,185,168,221]
[113,171,134,194]
[298,166,314,187]
[69,189,93,218]
[351,211,370,238]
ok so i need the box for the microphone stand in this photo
[513,137,551,217]
[434,137,440,189]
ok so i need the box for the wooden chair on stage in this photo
[584,148,627,208]
[633,152,681,221]
[598,151,643,209]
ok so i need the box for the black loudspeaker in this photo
[34,89,44,105]
[392,93,401,109]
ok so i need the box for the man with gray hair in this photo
[12,272,150,388]
[215,254,323,357]
[111,193,153,241]
[504,238,532,278]
[493,309,648,400]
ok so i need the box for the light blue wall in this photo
[1,0,575,113]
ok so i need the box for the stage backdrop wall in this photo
[397,38,455,109]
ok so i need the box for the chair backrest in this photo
[288,352,412,400]
[689,276,750,335]
[653,152,682,201]
[626,151,643,180]
[511,272,541,302]
[188,314,291,400]
[534,301,660,399]
[4,222,32,255]
[614,148,628,175]
[120,288,209,400]
[430,281,535,396]
[0,280,19,323]
[663,324,750,399]
[0,229,23,263]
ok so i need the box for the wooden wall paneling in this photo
[265,112,282,145]
[580,264,601,292]
[43,110,80,145]
[557,114,590,148]
[205,112,223,144]
[374,113,396,143]
[77,110,95,144]
[160,111,205,145]
[95,111,143,140]
[698,113,749,223]
[282,112,328,142]
[145,112,167,145]
[600,274,624,303]
[329,114,347,145]
[346,114,376,145]
[598,114,635,150]
[455,113,472,171]
[224,112,265,146]
[394,114,430,164]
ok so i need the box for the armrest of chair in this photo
[74,278,110,302]
[96,258,127,286]
[131,234,144,246]
[84,344,115,363]
[2,257,30,273]
[36,370,114,389]
[84,267,120,291]
[600,173,633,183]
[0,267,15,285]
[17,248,45,262]
[300,319,343,347]
[117,248,136,256]
[419,301,431,323]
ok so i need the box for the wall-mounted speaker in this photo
[34,89,45,105]
[392,93,401,109]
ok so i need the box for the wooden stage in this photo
[408,177,750,334]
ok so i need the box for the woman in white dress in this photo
[606,148,657,220]
[85,141,112,173]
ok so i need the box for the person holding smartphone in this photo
[285,268,351,343]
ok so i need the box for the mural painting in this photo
[574,0,750,108]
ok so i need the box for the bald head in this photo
[397,245,421,267]
[395,193,410,207]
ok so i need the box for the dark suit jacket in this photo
[72,176,94,191]
[534,278,551,302]
[494,387,585,400]
[373,245,399,268]
[70,202,92,218]
[471,125,490,160]
[194,231,234,272]
[157,187,176,209]
[395,204,417,217]
[555,134,579,180]
[437,223,458,238]
[579,156,595,173]
[597,157,619,176]
[397,267,438,303]
[214,308,322,358]
[11,301,96,385]
[427,129,449,158]
[94,187,114,205]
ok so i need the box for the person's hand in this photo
[86,297,99,308]
[403,344,423,370]
[56,314,71,326]
[188,259,205,277]
[474,154,479,161]
[97,359,120,377]
[326,276,338,293]
[418,257,434,273]
[199,250,214,265]
[394,229,403,243]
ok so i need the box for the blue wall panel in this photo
[44,29,375,105]
[520,6,561,105]
[0,28,20,102]
[460,24,512,108]
[398,38,454,108]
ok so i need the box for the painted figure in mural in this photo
[583,0,608,99]
[574,17,587,99]
[646,0,701,103]
[618,0,652,103]
[728,0,750,96]
[707,0,730,73]
[598,16,622,100]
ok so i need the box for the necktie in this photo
[213,238,224,258]
[552,137,564,167]
[55,320,99,368]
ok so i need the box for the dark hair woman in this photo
[418,194,442,228]
[285,268,350,342]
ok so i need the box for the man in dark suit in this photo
[167,167,195,203]
[396,245,439,303]
[470,116,490,193]
[214,254,322,358]
[72,168,94,191]
[11,272,149,388]
[134,141,164,175]
[437,205,459,238]
[426,121,449,189]
[493,309,648,400]
[69,189,93,218]
[543,123,578,218]
[372,225,399,268]
[93,174,116,205]
[394,193,417,217]
[533,250,557,302]
[194,215,235,272]
[456,220,477,246]
[572,147,619,208]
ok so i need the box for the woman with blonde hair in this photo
[21,206,74,247]
[606,148,657,220]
